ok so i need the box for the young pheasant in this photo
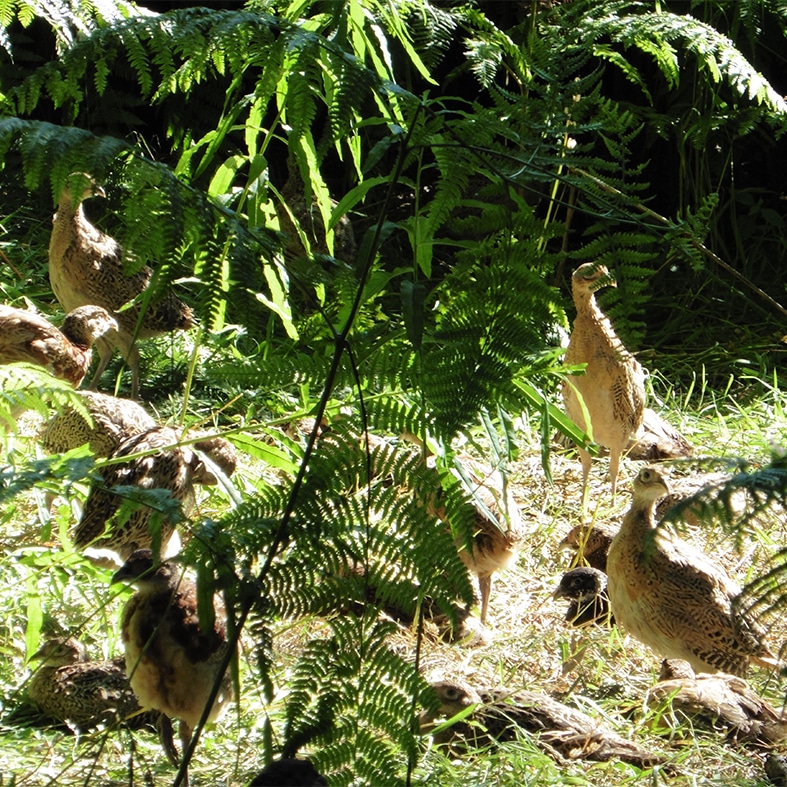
[646,658,787,745]
[113,550,234,786]
[552,566,614,628]
[562,263,645,506]
[49,173,194,398]
[73,426,217,561]
[429,456,525,625]
[28,636,153,730]
[0,304,116,387]
[606,466,779,676]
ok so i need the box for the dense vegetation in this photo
[0,1,786,785]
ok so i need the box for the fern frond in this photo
[281,616,429,782]
[421,230,559,438]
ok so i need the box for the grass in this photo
[0,364,786,786]
[0,209,785,785]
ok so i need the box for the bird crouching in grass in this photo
[27,636,156,731]
[552,566,614,628]
[422,678,666,769]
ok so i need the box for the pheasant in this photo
[40,390,156,457]
[562,263,646,507]
[429,456,525,625]
[552,566,614,628]
[28,636,153,730]
[49,173,194,398]
[113,550,234,786]
[628,407,693,461]
[73,425,217,561]
[646,658,787,746]
[422,678,664,769]
[560,521,617,573]
[0,304,116,387]
[606,466,779,676]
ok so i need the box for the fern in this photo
[281,616,427,784]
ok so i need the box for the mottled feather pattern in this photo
[562,263,645,500]
[0,304,116,387]
[74,426,206,559]
[49,175,193,396]
[607,467,777,677]
[114,552,233,736]
[40,390,156,456]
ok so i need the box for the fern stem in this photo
[174,101,426,786]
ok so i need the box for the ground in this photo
[1,375,785,786]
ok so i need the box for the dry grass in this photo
[1,373,786,786]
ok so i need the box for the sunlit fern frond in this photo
[281,616,430,781]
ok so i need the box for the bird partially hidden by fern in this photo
[646,658,787,747]
[428,455,525,626]
[27,636,156,732]
[39,390,156,457]
[73,426,221,562]
[421,678,665,769]
[49,173,194,398]
[112,550,234,787]
[606,467,780,676]
[0,304,117,388]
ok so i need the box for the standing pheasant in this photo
[562,263,645,506]
[113,550,234,786]
[428,456,525,625]
[49,173,194,398]
[606,466,778,676]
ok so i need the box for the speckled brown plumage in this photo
[0,304,116,387]
[28,637,153,730]
[423,679,664,768]
[647,658,787,745]
[560,521,617,572]
[275,158,356,266]
[552,567,614,628]
[190,432,239,479]
[40,390,156,456]
[606,467,778,676]
[628,408,693,461]
[560,474,742,574]
[49,174,194,398]
[430,457,525,625]
[562,263,646,504]
[74,426,214,560]
[113,550,233,783]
